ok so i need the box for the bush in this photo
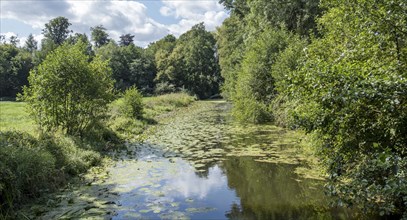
[0,132,57,212]
[0,130,107,216]
[21,41,114,135]
[120,86,144,119]
[154,82,177,95]
[288,0,407,216]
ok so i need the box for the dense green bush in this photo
[288,0,407,216]
[154,82,177,95]
[22,41,115,135]
[0,131,104,216]
[120,86,144,119]
[0,132,56,213]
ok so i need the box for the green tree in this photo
[91,25,110,48]
[42,16,72,45]
[289,0,407,216]
[119,34,135,46]
[146,34,176,58]
[150,35,177,90]
[67,33,93,56]
[232,27,294,123]
[24,34,38,53]
[215,15,245,99]
[157,23,221,99]
[22,41,114,135]
[0,43,33,97]
[120,86,144,119]
[9,35,19,46]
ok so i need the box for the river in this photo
[28,100,355,219]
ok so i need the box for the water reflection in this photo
[31,101,357,219]
[222,156,352,220]
[166,165,227,199]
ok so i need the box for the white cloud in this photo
[167,164,226,199]
[160,6,174,17]
[0,32,44,48]
[160,0,228,36]
[1,1,71,29]
[1,0,228,47]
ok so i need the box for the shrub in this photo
[154,82,177,95]
[120,86,144,119]
[21,41,115,135]
[0,132,56,212]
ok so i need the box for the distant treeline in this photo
[216,0,406,218]
[0,18,221,99]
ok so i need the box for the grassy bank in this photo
[0,92,195,218]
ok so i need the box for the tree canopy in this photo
[22,41,114,135]
[91,25,110,48]
[42,16,72,45]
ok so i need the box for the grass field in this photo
[0,93,196,134]
[0,101,35,134]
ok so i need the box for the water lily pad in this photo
[186,207,216,213]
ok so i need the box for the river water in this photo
[31,100,355,219]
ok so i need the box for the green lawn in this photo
[0,101,35,134]
[0,93,196,134]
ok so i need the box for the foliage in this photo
[0,43,33,98]
[97,42,155,93]
[22,41,115,135]
[154,82,177,95]
[108,92,195,139]
[0,128,111,216]
[217,0,406,217]
[120,86,144,119]
[119,34,135,46]
[146,34,177,59]
[156,23,221,99]
[23,34,37,53]
[91,25,110,48]
[232,26,295,123]
[0,132,56,214]
[287,0,407,216]
[217,0,320,122]
[215,15,245,99]
[67,33,93,56]
[42,16,72,46]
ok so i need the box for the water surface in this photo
[32,101,354,219]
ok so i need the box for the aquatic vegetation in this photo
[19,101,357,219]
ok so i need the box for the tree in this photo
[22,41,114,135]
[0,43,33,97]
[0,35,5,44]
[120,86,144,119]
[42,16,72,45]
[24,34,38,53]
[146,34,176,58]
[156,23,221,99]
[9,35,19,46]
[119,34,135,46]
[67,33,93,56]
[289,0,407,216]
[216,15,246,99]
[91,25,109,48]
[96,42,155,93]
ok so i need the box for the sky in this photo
[0,0,229,47]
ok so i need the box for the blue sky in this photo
[0,0,229,47]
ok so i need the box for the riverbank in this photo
[18,100,357,219]
[0,93,196,218]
